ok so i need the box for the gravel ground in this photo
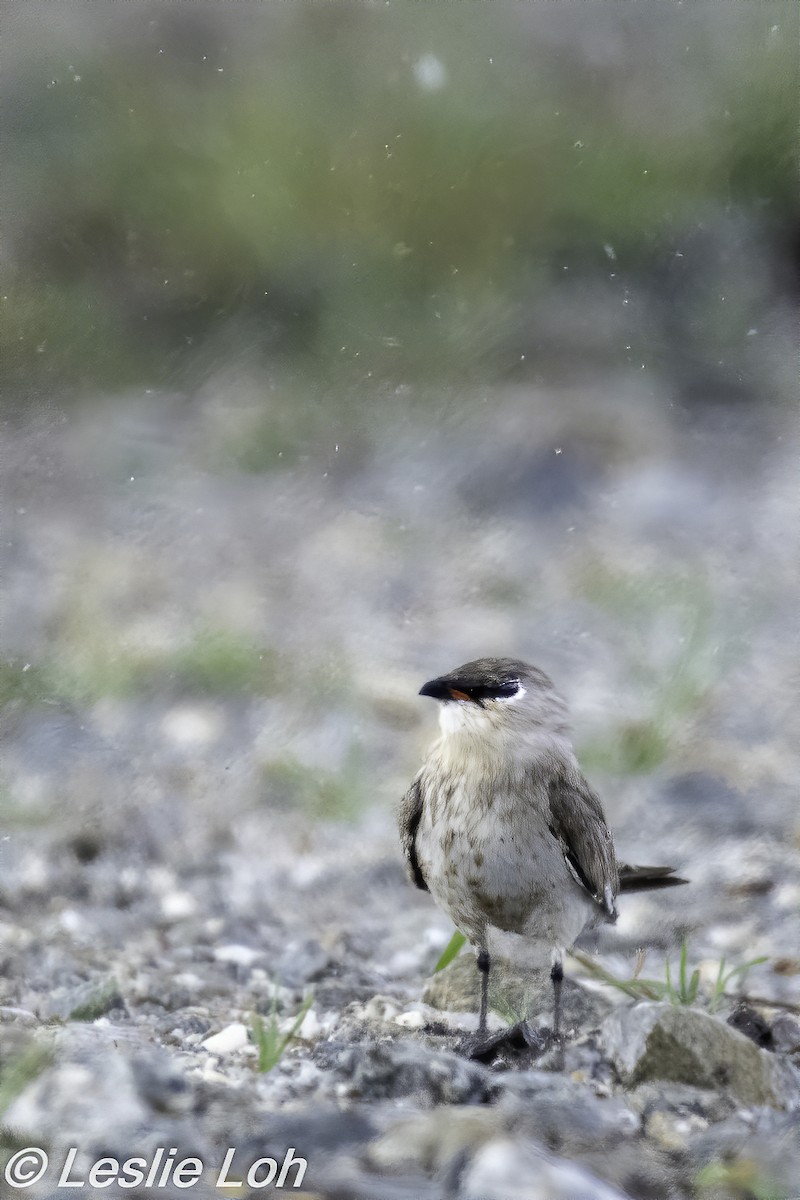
[1,374,798,1199]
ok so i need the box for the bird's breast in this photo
[417,774,574,937]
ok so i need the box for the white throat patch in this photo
[438,701,491,737]
[437,683,527,738]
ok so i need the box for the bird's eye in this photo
[470,679,521,701]
[494,680,521,699]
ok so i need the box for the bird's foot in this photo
[525,1023,566,1070]
[458,1026,518,1061]
[459,1021,558,1063]
[520,1023,556,1053]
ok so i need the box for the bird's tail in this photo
[618,864,688,892]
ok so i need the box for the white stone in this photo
[276,1007,330,1042]
[170,972,204,992]
[394,1009,427,1030]
[160,891,197,921]
[361,996,401,1023]
[161,706,222,747]
[201,1022,250,1054]
[59,909,84,935]
[213,944,262,967]
[463,1136,630,1199]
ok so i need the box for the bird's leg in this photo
[476,948,490,1038]
[463,948,552,1062]
[550,952,564,1042]
[461,947,566,1064]
[459,947,502,1059]
[516,951,565,1057]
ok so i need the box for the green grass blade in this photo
[571,951,663,1000]
[708,955,727,1013]
[251,991,314,1073]
[721,956,769,993]
[664,956,675,1003]
[276,993,314,1060]
[679,940,689,1001]
[434,930,467,973]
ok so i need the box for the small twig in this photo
[569,950,662,1000]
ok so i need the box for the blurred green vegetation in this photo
[261,744,365,821]
[66,978,124,1023]
[695,1159,790,1200]
[0,629,281,709]
[0,1038,52,1121]
[2,3,797,397]
[576,565,723,774]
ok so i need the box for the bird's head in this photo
[419,657,570,744]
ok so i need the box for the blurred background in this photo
[1,3,799,1190]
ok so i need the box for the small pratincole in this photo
[399,656,687,1057]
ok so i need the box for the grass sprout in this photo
[708,954,770,1014]
[251,992,314,1074]
[572,941,768,1009]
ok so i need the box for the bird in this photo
[399,656,687,1058]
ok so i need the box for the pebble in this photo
[295,1007,325,1041]
[214,943,263,967]
[393,1009,427,1029]
[160,890,198,921]
[0,1006,38,1025]
[646,1109,709,1151]
[461,1135,632,1200]
[201,1022,250,1054]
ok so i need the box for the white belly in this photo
[417,777,594,954]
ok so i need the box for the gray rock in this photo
[322,1161,444,1200]
[627,1080,736,1126]
[368,1106,504,1176]
[276,936,335,987]
[495,1073,639,1150]
[228,1110,378,1199]
[367,1095,666,1200]
[460,1136,631,1200]
[727,1002,774,1048]
[37,977,125,1023]
[241,1107,375,1157]
[0,1006,38,1026]
[316,1039,490,1105]
[131,1052,194,1115]
[771,1013,800,1058]
[603,1002,800,1109]
[686,1108,800,1199]
[5,1045,149,1149]
[493,1073,677,1198]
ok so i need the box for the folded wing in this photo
[398,776,428,891]
[547,768,620,919]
